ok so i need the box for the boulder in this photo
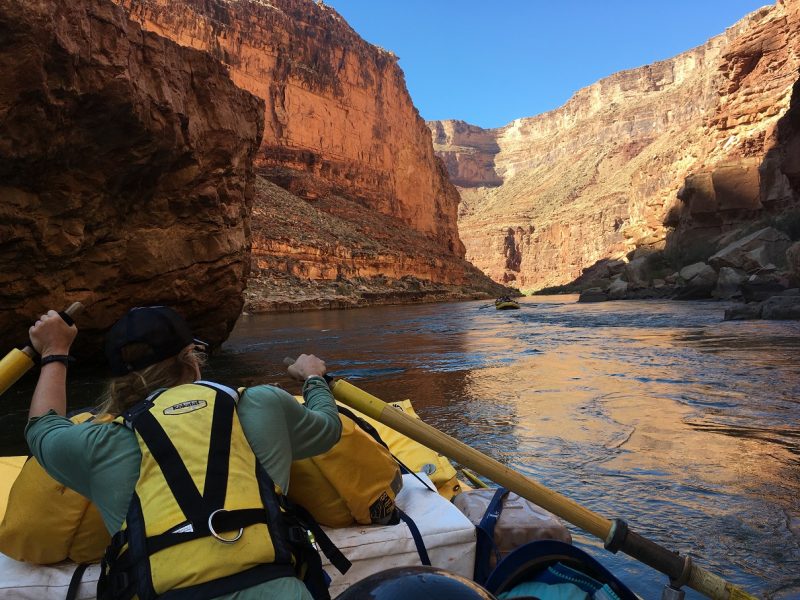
[630,247,657,260]
[741,273,788,302]
[787,241,800,284]
[676,262,717,299]
[680,262,716,282]
[708,227,791,272]
[607,260,628,277]
[578,288,608,303]
[741,246,778,273]
[624,257,650,288]
[582,259,627,280]
[607,279,628,300]
[714,228,746,251]
[761,296,800,320]
[724,303,763,320]
[713,267,747,299]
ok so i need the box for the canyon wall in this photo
[111,0,508,307]
[430,0,800,290]
[0,0,263,355]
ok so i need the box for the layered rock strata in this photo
[431,0,800,291]
[0,0,263,354]
[246,177,510,311]
[112,0,507,309]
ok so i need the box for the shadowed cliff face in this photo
[431,1,800,290]
[0,0,264,355]
[111,0,501,307]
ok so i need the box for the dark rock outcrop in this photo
[724,292,800,320]
[0,0,264,355]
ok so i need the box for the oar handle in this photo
[0,302,85,397]
[20,302,84,358]
[331,378,757,600]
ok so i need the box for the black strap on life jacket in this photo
[473,486,510,585]
[290,502,351,576]
[284,501,352,600]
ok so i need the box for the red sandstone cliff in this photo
[111,0,506,307]
[0,0,263,354]
[430,1,800,290]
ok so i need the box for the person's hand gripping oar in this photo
[0,302,83,396]
[283,354,330,383]
[294,364,757,600]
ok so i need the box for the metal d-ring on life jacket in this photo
[98,381,349,600]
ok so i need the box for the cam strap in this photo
[65,563,90,600]
[397,509,431,566]
[473,486,509,585]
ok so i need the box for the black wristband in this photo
[40,354,76,368]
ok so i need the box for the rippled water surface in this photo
[3,296,800,598]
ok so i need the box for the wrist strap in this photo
[41,355,76,368]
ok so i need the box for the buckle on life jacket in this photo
[208,509,244,544]
[288,525,310,547]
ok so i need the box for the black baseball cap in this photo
[105,306,196,376]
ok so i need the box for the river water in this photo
[2,296,799,598]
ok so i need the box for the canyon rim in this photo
[430,0,800,293]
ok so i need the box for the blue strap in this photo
[397,509,431,566]
[474,486,510,585]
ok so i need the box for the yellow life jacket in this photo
[99,382,308,600]
[288,402,403,528]
[0,412,111,564]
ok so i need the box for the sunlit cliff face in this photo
[114,0,464,258]
[431,1,800,290]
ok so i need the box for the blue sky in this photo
[326,1,773,129]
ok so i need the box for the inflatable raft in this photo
[0,401,573,599]
[495,300,520,310]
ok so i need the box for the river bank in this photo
[534,217,800,322]
[243,269,516,313]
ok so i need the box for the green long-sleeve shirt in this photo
[25,377,341,600]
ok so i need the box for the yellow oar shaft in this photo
[331,379,756,600]
[0,348,36,396]
[460,467,490,489]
